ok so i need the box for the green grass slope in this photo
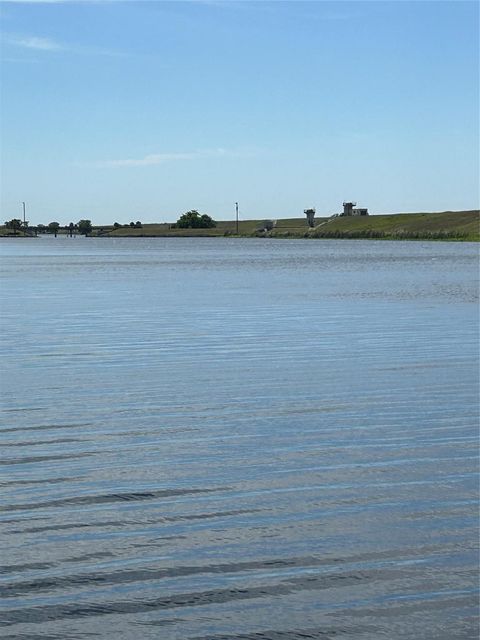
[307,211,479,241]
[106,219,261,237]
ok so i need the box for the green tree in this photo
[48,221,60,235]
[176,210,216,229]
[77,219,93,236]
[5,219,22,235]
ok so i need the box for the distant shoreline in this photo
[1,210,478,242]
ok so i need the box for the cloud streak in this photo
[87,148,254,168]
[4,32,128,57]
[9,35,63,50]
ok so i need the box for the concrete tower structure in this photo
[304,208,316,227]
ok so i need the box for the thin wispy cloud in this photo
[4,32,128,57]
[9,35,63,50]
[88,148,253,169]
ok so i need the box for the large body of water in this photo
[1,237,478,639]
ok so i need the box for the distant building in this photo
[341,202,368,216]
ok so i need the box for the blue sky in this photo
[1,0,478,225]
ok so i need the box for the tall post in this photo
[235,202,239,234]
[22,202,26,235]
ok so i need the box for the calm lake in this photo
[1,237,478,639]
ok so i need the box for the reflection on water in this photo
[1,238,478,639]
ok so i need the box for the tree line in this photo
[4,210,217,236]
[4,219,94,236]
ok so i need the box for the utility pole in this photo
[235,202,239,234]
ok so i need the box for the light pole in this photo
[235,202,239,234]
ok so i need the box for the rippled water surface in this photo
[1,237,478,639]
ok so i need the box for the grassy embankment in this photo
[305,210,479,241]
[1,211,478,240]
[105,210,479,240]
[105,219,262,237]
